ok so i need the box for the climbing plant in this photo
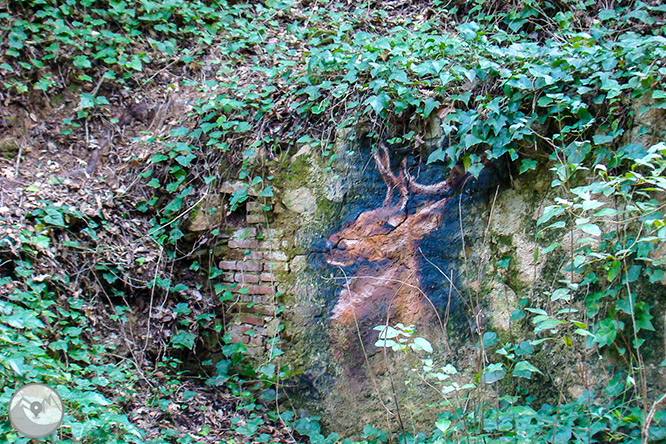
[2,0,666,442]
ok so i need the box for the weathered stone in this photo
[263,262,288,273]
[262,228,281,238]
[219,180,260,196]
[290,255,307,274]
[187,195,225,231]
[231,227,257,239]
[247,201,265,213]
[229,239,260,249]
[291,143,312,161]
[485,283,518,331]
[264,251,288,261]
[265,317,282,336]
[282,187,317,214]
[246,213,264,224]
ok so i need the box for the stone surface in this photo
[282,187,317,214]
[210,137,662,439]
[187,195,225,231]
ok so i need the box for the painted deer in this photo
[325,144,468,347]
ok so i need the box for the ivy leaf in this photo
[512,361,542,379]
[79,93,96,109]
[519,159,537,174]
[537,205,564,226]
[653,90,666,99]
[593,134,615,145]
[635,302,655,331]
[483,363,505,384]
[170,126,189,137]
[73,55,92,69]
[127,55,143,71]
[366,93,390,115]
[534,318,564,333]
[44,208,66,227]
[423,97,440,118]
[428,148,446,164]
[150,153,169,163]
[463,134,483,149]
[171,330,195,349]
[598,9,617,21]
[578,223,601,237]
[176,153,196,166]
[435,419,451,434]
[456,21,480,40]
[163,197,183,214]
[411,337,433,353]
[259,186,274,197]
[607,260,621,281]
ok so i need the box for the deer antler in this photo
[374,144,408,209]
[376,143,465,202]
[405,168,460,196]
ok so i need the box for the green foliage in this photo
[0,229,144,441]
[2,0,666,442]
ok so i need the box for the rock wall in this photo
[193,135,517,434]
[196,131,666,438]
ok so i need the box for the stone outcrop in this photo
[189,131,665,437]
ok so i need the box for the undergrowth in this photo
[1,0,666,442]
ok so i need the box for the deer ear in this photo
[411,202,445,230]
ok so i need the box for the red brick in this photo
[241,314,265,326]
[229,284,274,295]
[249,285,275,295]
[237,261,262,272]
[238,303,276,316]
[245,251,264,260]
[235,273,260,284]
[219,260,237,270]
[238,325,253,334]
[229,334,249,344]
[260,272,274,282]
[229,239,260,249]
[229,325,252,344]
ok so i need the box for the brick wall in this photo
[218,202,288,354]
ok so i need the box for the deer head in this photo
[325,143,467,327]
